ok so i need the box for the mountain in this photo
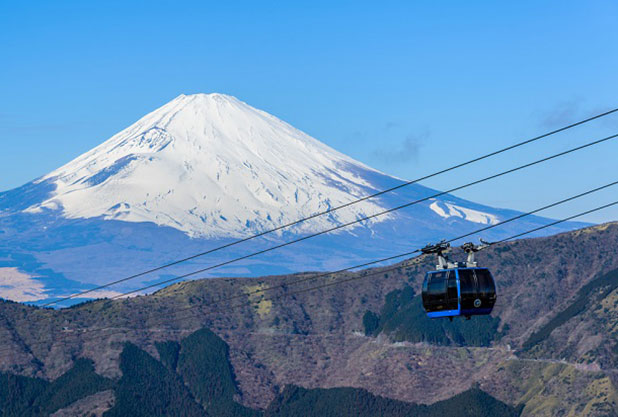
[1,223,617,416]
[25,94,389,239]
[0,93,586,304]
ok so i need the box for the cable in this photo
[54,132,618,305]
[40,109,618,307]
[6,184,617,357]
[488,201,618,245]
[5,198,617,357]
[175,179,618,307]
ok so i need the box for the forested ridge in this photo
[0,328,519,416]
[3,223,618,416]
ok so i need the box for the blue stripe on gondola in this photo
[427,309,460,318]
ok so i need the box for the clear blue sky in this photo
[2,0,618,223]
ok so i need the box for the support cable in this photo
[5,186,617,356]
[39,110,618,306]
[44,132,618,306]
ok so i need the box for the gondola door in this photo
[446,270,459,312]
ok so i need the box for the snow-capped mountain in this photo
[26,94,389,238]
[0,94,587,305]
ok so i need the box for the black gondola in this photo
[421,241,497,319]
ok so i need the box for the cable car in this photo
[421,241,496,319]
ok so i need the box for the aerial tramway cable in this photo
[43,131,618,307]
[39,109,618,307]
[111,179,618,305]
[6,182,618,358]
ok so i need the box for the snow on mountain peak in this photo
[27,94,390,238]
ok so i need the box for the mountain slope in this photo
[0,327,520,417]
[0,223,617,416]
[0,93,587,303]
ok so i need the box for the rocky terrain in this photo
[2,222,618,415]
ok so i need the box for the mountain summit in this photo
[27,93,387,238]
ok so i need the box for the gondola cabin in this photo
[420,241,497,319]
[422,267,496,318]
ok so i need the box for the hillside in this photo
[1,328,520,417]
[1,222,618,415]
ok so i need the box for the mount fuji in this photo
[0,94,586,305]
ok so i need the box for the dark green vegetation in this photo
[104,343,205,417]
[523,267,618,352]
[155,340,181,371]
[0,327,516,416]
[106,328,259,417]
[0,359,111,416]
[176,328,260,417]
[266,385,521,417]
[363,285,503,346]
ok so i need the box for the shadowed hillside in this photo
[0,328,519,416]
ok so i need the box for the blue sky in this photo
[1,0,618,222]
